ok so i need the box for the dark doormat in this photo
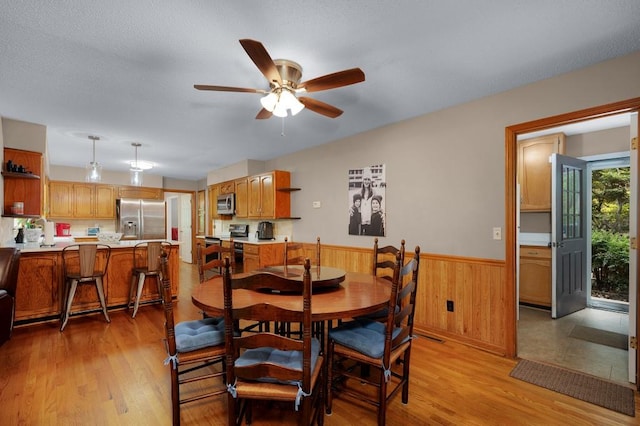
[569,325,628,350]
[510,359,635,417]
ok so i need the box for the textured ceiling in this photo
[1,1,639,181]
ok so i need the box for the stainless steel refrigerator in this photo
[116,199,166,240]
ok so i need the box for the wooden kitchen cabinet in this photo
[518,133,565,211]
[117,185,163,200]
[242,242,285,273]
[2,148,44,217]
[519,245,551,307]
[14,253,59,321]
[219,180,235,195]
[13,245,180,325]
[207,184,220,230]
[48,181,116,219]
[234,178,248,218]
[48,181,73,217]
[248,170,291,219]
[73,183,116,219]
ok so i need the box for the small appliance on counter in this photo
[56,223,71,237]
[257,221,274,240]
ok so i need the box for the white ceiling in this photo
[1,1,639,181]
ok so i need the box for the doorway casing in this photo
[504,97,640,388]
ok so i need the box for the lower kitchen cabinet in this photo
[14,254,59,321]
[519,245,551,307]
[242,243,284,273]
[13,245,180,325]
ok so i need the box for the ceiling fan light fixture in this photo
[260,92,278,112]
[272,101,288,118]
[280,89,304,116]
[85,135,102,182]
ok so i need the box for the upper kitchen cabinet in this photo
[207,184,220,232]
[518,133,565,212]
[2,148,44,217]
[219,180,235,195]
[117,185,163,200]
[234,178,248,218]
[48,181,116,219]
[248,170,291,219]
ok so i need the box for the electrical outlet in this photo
[312,201,321,208]
[493,227,502,240]
[446,300,454,312]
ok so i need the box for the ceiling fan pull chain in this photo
[281,117,286,137]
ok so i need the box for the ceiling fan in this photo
[194,39,365,119]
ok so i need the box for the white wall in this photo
[264,51,640,259]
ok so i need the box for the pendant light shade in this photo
[130,142,143,186]
[85,135,102,182]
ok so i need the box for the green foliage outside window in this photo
[591,167,629,301]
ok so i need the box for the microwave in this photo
[217,193,235,215]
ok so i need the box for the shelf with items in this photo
[1,171,41,179]
[3,148,44,218]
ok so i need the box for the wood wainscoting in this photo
[314,242,509,356]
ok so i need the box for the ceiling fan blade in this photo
[194,84,263,93]
[299,68,365,93]
[255,108,273,120]
[239,39,282,86]
[299,97,343,118]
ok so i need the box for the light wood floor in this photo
[1,261,638,425]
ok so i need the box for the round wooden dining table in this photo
[191,270,391,321]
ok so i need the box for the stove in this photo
[229,224,249,268]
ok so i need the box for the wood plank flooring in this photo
[1,261,638,425]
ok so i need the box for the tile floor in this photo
[517,305,630,384]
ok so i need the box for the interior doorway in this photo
[506,98,640,388]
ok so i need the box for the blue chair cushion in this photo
[175,316,225,352]
[236,337,321,385]
[329,319,405,359]
[355,305,399,321]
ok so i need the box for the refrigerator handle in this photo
[139,206,143,240]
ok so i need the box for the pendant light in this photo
[85,135,102,182]
[130,142,143,186]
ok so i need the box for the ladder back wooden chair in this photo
[327,246,420,426]
[222,257,325,426]
[60,244,111,331]
[280,237,322,336]
[159,250,227,426]
[129,241,172,318]
[195,239,234,283]
[373,237,405,281]
[284,236,321,267]
[284,237,305,267]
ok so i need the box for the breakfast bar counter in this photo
[7,240,180,325]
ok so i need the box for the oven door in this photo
[233,242,244,271]
[204,237,221,264]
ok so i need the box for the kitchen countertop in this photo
[218,236,285,245]
[3,238,179,253]
[519,232,551,247]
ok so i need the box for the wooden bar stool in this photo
[129,241,172,318]
[60,244,111,331]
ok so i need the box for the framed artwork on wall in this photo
[348,164,386,236]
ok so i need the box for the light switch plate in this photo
[312,201,321,208]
